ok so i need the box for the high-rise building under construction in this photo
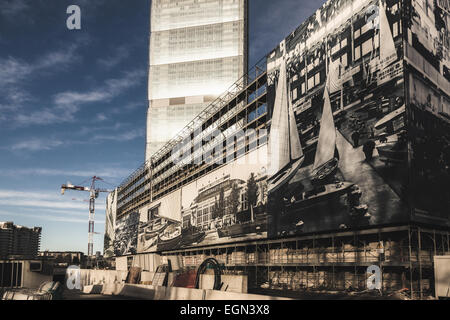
[145,0,248,160]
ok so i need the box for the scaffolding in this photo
[116,57,268,219]
[160,224,450,299]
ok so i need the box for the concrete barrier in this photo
[164,286,205,300]
[141,271,155,283]
[77,269,290,300]
[204,290,291,300]
[106,284,290,300]
[118,284,156,300]
[199,274,247,293]
[82,284,103,294]
[101,283,125,296]
[79,269,128,287]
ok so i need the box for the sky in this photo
[0,0,322,254]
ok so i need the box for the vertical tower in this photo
[146,0,248,160]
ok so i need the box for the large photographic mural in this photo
[405,0,450,223]
[137,146,268,253]
[114,211,139,256]
[107,0,450,256]
[266,0,410,236]
[103,189,117,258]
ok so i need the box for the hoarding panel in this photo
[104,189,117,258]
[266,0,409,236]
[114,212,139,256]
[137,145,268,253]
[405,0,450,225]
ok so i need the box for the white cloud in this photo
[11,137,63,151]
[0,210,105,225]
[0,56,33,87]
[111,101,144,115]
[8,69,144,127]
[96,113,108,121]
[97,46,131,69]
[13,104,79,125]
[0,167,134,180]
[0,43,83,126]
[0,45,80,88]
[0,0,30,20]
[92,128,145,142]
[0,189,107,226]
[0,189,106,212]
[54,69,145,106]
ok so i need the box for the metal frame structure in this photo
[158,224,449,299]
[109,0,450,299]
[116,57,268,219]
[61,177,112,257]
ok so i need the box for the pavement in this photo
[62,289,141,300]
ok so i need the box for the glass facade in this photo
[146,0,248,159]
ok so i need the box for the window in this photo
[30,262,42,272]
[361,23,371,34]
[148,205,160,221]
[341,53,348,67]
[393,22,399,38]
[331,44,339,55]
[308,76,315,89]
[362,38,373,56]
[354,45,361,61]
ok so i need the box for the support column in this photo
[408,226,413,299]
[418,227,423,300]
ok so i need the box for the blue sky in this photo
[0,0,321,253]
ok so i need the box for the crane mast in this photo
[61,176,111,257]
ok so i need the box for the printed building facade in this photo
[106,0,449,257]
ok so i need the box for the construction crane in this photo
[60,176,112,256]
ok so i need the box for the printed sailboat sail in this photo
[267,57,304,193]
[328,58,344,109]
[313,85,337,171]
[378,0,397,68]
[268,59,303,177]
[376,0,403,85]
[288,80,303,161]
[268,59,290,177]
[328,59,342,94]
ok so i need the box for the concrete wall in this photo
[79,268,248,294]
[199,274,247,293]
[79,269,128,287]
[115,256,128,271]
[22,261,52,289]
[78,269,264,299]
[98,283,289,300]
[141,271,155,283]
[131,253,162,272]
[434,255,450,298]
